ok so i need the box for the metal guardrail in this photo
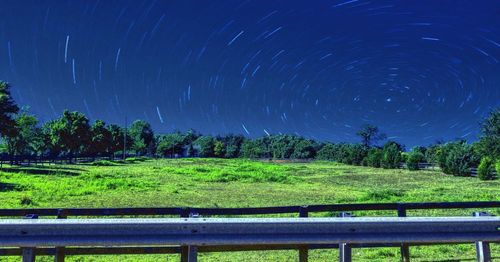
[0,201,499,262]
[1,217,499,262]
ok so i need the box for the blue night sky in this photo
[1,0,499,147]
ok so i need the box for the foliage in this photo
[356,124,386,148]
[474,108,500,160]
[438,141,479,176]
[156,132,185,157]
[0,81,19,138]
[477,157,495,180]
[4,110,40,157]
[316,143,336,161]
[88,120,112,156]
[213,140,226,157]
[219,134,245,158]
[406,149,426,171]
[364,148,383,168]
[193,135,215,157]
[128,120,155,155]
[107,124,131,156]
[45,110,92,158]
[290,139,317,159]
[240,139,266,158]
[381,141,403,169]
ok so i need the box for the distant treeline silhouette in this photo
[1,81,498,180]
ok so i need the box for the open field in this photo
[0,158,499,261]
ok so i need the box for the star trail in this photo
[1,0,499,147]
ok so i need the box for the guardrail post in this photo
[180,208,190,262]
[55,209,67,262]
[298,206,309,262]
[397,204,410,262]
[22,214,38,262]
[187,246,198,262]
[473,212,492,262]
[338,212,352,262]
[180,208,198,262]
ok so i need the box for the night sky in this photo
[1,1,499,147]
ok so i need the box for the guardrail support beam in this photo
[473,212,492,262]
[338,212,353,262]
[187,246,197,262]
[397,205,410,262]
[339,243,351,262]
[55,210,67,262]
[22,248,35,262]
[298,206,309,262]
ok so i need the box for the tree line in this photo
[1,81,499,180]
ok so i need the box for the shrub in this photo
[496,160,500,176]
[406,151,425,171]
[346,144,367,165]
[364,148,383,168]
[478,157,495,180]
[438,141,479,176]
[240,140,265,158]
[316,144,336,161]
[20,195,34,206]
[381,142,403,169]
[91,160,118,166]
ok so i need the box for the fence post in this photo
[55,209,67,262]
[397,204,410,262]
[473,212,492,262]
[298,206,309,262]
[338,212,352,262]
[22,214,38,262]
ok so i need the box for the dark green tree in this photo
[364,148,383,168]
[438,141,479,176]
[291,139,317,159]
[315,143,336,161]
[213,140,226,158]
[88,120,112,157]
[356,124,386,148]
[474,108,499,160]
[477,156,495,180]
[0,81,19,139]
[128,120,155,155]
[107,124,131,157]
[193,135,215,157]
[4,110,39,160]
[46,110,91,161]
[381,141,403,169]
[156,133,185,157]
[406,147,426,171]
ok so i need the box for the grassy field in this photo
[0,158,498,261]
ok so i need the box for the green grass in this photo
[0,158,498,261]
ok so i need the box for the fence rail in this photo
[0,201,499,262]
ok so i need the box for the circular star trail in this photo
[1,0,499,147]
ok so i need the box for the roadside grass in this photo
[0,158,498,261]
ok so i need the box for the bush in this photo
[240,140,265,158]
[316,144,336,161]
[406,151,425,171]
[496,160,500,176]
[381,142,403,169]
[438,141,479,176]
[365,148,383,168]
[91,160,118,166]
[478,157,495,180]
